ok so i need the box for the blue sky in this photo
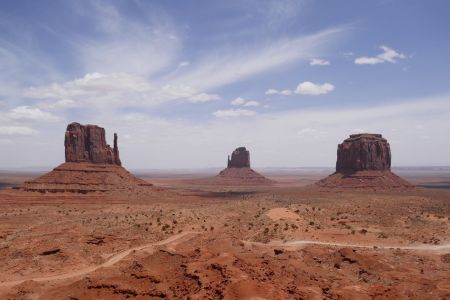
[0,0,449,169]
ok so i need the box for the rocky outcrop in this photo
[316,133,413,189]
[188,147,273,186]
[64,122,121,165]
[227,147,250,168]
[336,134,390,172]
[21,122,153,194]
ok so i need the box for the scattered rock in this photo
[86,236,105,245]
[40,248,61,256]
[274,249,284,255]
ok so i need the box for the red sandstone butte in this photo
[336,133,391,172]
[214,147,273,185]
[21,122,152,193]
[65,122,121,165]
[317,133,413,189]
[227,147,251,168]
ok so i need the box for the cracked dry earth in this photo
[0,184,449,299]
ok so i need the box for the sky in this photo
[0,0,450,169]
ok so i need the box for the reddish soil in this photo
[0,171,449,299]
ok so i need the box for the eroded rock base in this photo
[21,162,152,193]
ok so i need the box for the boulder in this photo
[64,122,121,165]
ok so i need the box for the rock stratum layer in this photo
[21,123,152,193]
[22,163,152,193]
[65,122,121,165]
[317,133,413,189]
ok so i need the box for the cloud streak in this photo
[355,46,406,65]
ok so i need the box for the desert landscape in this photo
[1,1,449,299]
[0,124,449,299]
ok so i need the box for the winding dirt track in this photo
[1,232,448,289]
[0,231,200,288]
[244,239,450,252]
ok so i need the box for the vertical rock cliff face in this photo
[336,134,391,172]
[227,147,251,168]
[316,133,413,189]
[64,122,121,165]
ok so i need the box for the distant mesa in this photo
[227,147,250,168]
[316,133,413,189]
[21,122,152,193]
[213,147,274,186]
[184,146,273,186]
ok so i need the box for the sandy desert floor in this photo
[0,171,449,299]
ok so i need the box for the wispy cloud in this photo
[310,58,330,66]
[355,46,406,65]
[213,108,256,118]
[0,125,39,136]
[167,27,345,91]
[265,89,292,95]
[74,1,181,76]
[188,93,221,103]
[230,97,259,107]
[6,106,61,122]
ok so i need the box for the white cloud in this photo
[295,81,335,95]
[6,106,61,122]
[355,46,406,65]
[178,61,190,68]
[243,100,260,107]
[298,128,316,135]
[231,97,246,106]
[265,89,279,95]
[37,99,77,110]
[0,126,39,136]
[25,73,220,107]
[188,93,220,103]
[310,58,330,66]
[213,109,256,118]
[280,89,292,95]
[25,73,152,100]
[266,89,292,96]
[231,97,260,107]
